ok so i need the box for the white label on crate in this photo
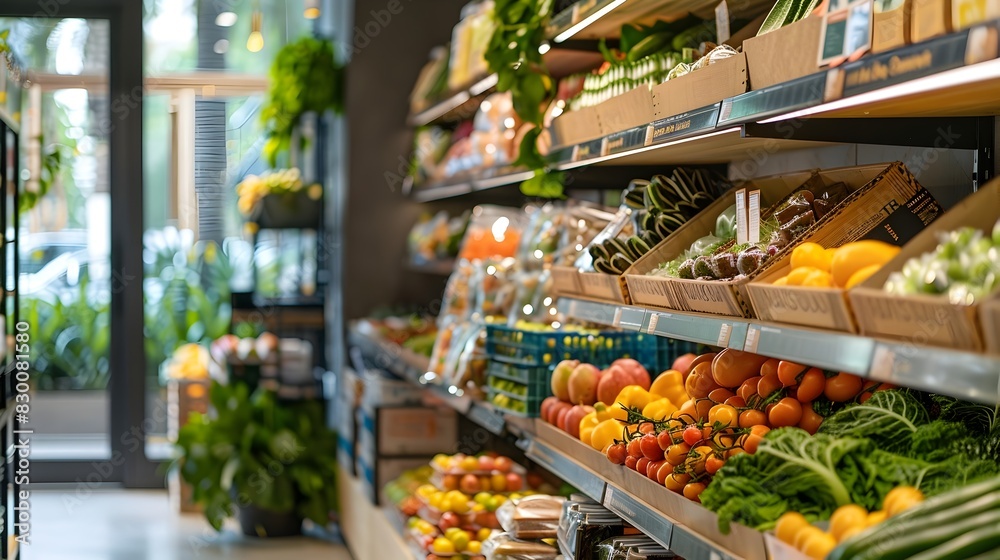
[717,323,732,347]
[735,189,748,245]
[744,325,759,353]
[647,313,660,334]
[613,307,623,328]
[715,0,731,44]
[748,190,761,244]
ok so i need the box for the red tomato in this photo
[656,461,674,485]
[798,402,823,434]
[741,433,763,454]
[682,425,703,447]
[636,457,650,474]
[825,372,864,402]
[606,443,627,465]
[625,455,638,470]
[656,430,674,451]
[637,422,656,435]
[769,398,804,427]
[646,459,666,480]
[626,438,642,458]
[795,368,826,402]
[777,361,808,387]
[640,434,662,460]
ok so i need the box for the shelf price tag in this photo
[735,189,748,245]
[748,190,761,244]
[612,307,623,328]
[717,323,732,347]
[744,325,760,353]
[647,313,660,335]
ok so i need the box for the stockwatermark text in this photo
[13,321,32,545]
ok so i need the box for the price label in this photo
[647,313,660,334]
[612,307,623,328]
[717,323,732,347]
[735,189,748,245]
[748,190,761,244]
[744,325,759,353]
[869,346,897,380]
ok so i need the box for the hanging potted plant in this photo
[260,36,344,168]
[171,381,338,537]
[236,168,323,230]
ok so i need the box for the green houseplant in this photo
[261,37,344,167]
[173,381,338,536]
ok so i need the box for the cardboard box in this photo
[873,0,912,53]
[651,53,748,118]
[982,294,1000,355]
[550,105,603,147]
[579,270,631,304]
[952,0,1000,30]
[744,16,824,90]
[361,369,426,410]
[911,0,952,43]
[596,85,656,136]
[356,406,458,458]
[748,167,941,332]
[626,171,817,314]
[550,264,583,296]
[849,179,1000,352]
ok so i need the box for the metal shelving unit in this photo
[560,296,1000,405]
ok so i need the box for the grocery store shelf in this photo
[526,437,607,502]
[408,74,498,127]
[559,296,1000,404]
[348,323,509,436]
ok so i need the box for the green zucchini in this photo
[855,508,1000,560]
[909,524,1000,560]
[627,236,651,259]
[609,253,633,273]
[831,483,1000,560]
[593,257,616,274]
[589,244,610,262]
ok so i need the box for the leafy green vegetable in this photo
[931,394,999,436]
[818,390,929,453]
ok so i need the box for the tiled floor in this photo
[27,489,353,560]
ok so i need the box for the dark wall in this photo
[342,0,471,319]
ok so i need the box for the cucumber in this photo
[593,257,616,274]
[641,230,661,248]
[604,238,630,259]
[609,253,633,273]
[909,524,1000,560]
[855,508,1000,560]
[832,485,1000,560]
[640,211,658,233]
[646,181,674,211]
[589,244,610,262]
[627,236,651,259]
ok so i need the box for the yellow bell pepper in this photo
[649,370,688,407]
[615,386,655,411]
[589,418,623,451]
[578,410,601,445]
[642,397,678,421]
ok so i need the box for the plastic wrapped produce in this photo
[481,532,559,560]
[496,495,566,540]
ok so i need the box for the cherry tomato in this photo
[656,461,674,485]
[738,376,762,402]
[656,430,674,451]
[757,373,783,399]
[625,455,639,470]
[626,438,642,458]
[760,358,780,378]
[665,442,691,466]
[708,388,735,403]
[705,455,726,475]
[647,459,666,480]
[725,446,745,459]
[825,372,864,402]
[795,368,826,402]
[769,397,804,427]
[693,399,714,421]
[638,422,656,435]
[606,443,627,465]
[683,481,707,502]
[738,408,767,428]
[664,472,691,493]
[708,404,739,428]
[777,361,808,387]
[640,434,662,460]
[725,395,747,408]
[749,424,771,438]
[742,433,763,454]
[636,457,650,474]
[798,402,823,434]
[712,432,736,449]
[682,425,703,446]
[685,445,713,476]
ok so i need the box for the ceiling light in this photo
[304,0,321,19]
[215,11,237,27]
[247,9,264,52]
[213,39,229,54]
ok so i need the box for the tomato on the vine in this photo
[636,457,650,473]
[665,442,691,466]
[777,361,807,387]
[757,373,783,399]
[685,445,713,476]
[795,368,826,402]
[683,481,707,502]
[637,422,656,435]
[640,434,662,460]
[738,376,761,402]
[769,397,803,427]
[625,456,639,470]
[738,408,767,428]
[682,425,703,446]
[626,438,642,458]
[705,455,726,475]
[708,388,735,403]
[606,443,627,465]
[664,472,690,493]
[708,404,738,428]
[656,430,673,451]
[825,372,864,402]
[798,402,823,434]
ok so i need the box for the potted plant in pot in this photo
[172,380,338,537]
[236,168,323,230]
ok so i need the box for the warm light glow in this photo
[523,305,534,315]
[247,10,264,52]
[543,297,553,306]
[551,106,564,118]
[491,217,510,242]
[213,39,229,54]
[533,249,544,259]
[486,265,497,275]
[503,117,516,129]
[304,0,321,19]
[538,42,551,55]
[215,11,237,27]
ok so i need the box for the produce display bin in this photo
[550,264,583,296]
[595,85,656,136]
[743,15,824,90]
[651,52,748,119]
[625,170,817,316]
[747,164,942,332]
[849,178,1000,351]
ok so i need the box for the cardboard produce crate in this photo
[747,168,942,332]
[579,268,633,304]
[873,0,912,53]
[550,105,603,147]
[651,53,748,119]
[596,85,656,136]
[550,264,583,296]
[912,0,953,43]
[356,406,458,458]
[626,171,817,314]
[982,294,1000,355]
[952,0,1000,30]
[674,163,928,318]
[849,179,1000,352]
[744,16,824,90]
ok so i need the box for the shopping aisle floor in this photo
[28,489,353,560]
